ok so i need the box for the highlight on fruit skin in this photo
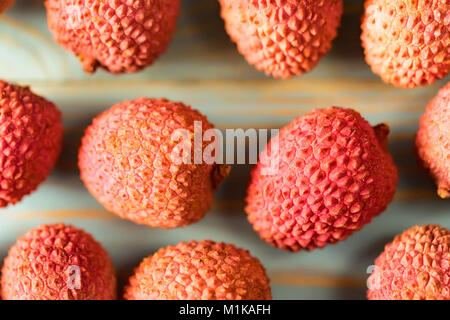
[45,0,181,74]
[0,0,14,13]
[361,0,450,88]
[0,80,63,207]
[124,240,272,300]
[1,223,117,300]
[79,97,230,229]
[246,107,398,251]
[219,0,343,79]
[367,225,449,300]
[415,82,450,199]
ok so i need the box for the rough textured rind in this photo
[79,97,229,229]
[416,82,450,198]
[367,225,449,300]
[219,0,343,79]
[45,0,180,74]
[246,107,398,251]
[0,80,63,207]
[124,240,272,300]
[0,0,14,13]
[1,224,117,300]
[361,0,450,88]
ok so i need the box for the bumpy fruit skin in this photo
[246,107,398,251]
[1,224,117,300]
[361,0,450,88]
[124,240,272,300]
[0,0,14,13]
[45,0,180,74]
[79,98,229,229]
[0,80,63,207]
[416,83,450,198]
[219,0,343,79]
[367,225,449,300]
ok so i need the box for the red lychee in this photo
[219,0,343,79]
[0,0,14,13]
[45,0,180,74]
[124,240,272,300]
[79,97,230,229]
[246,107,398,251]
[361,0,450,88]
[416,82,450,198]
[367,225,449,300]
[0,80,63,207]
[1,224,117,300]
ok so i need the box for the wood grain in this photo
[0,0,448,299]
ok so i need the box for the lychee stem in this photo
[437,186,450,199]
[78,55,99,74]
[212,164,231,189]
[373,123,390,151]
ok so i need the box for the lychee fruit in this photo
[45,0,180,74]
[361,0,450,88]
[416,82,450,198]
[1,223,117,300]
[79,97,230,229]
[367,225,449,300]
[124,240,272,300]
[0,0,14,13]
[0,80,63,207]
[246,107,398,251]
[219,0,343,79]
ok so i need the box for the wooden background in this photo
[0,0,448,299]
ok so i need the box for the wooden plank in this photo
[0,0,448,300]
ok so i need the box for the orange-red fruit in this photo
[45,0,180,74]
[0,0,14,13]
[361,0,450,88]
[79,98,229,229]
[1,224,117,300]
[367,225,449,300]
[219,0,343,79]
[416,82,450,198]
[246,107,398,251]
[124,240,272,300]
[0,80,63,207]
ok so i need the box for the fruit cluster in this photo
[3,0,447,87]
[0,0,448,300]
